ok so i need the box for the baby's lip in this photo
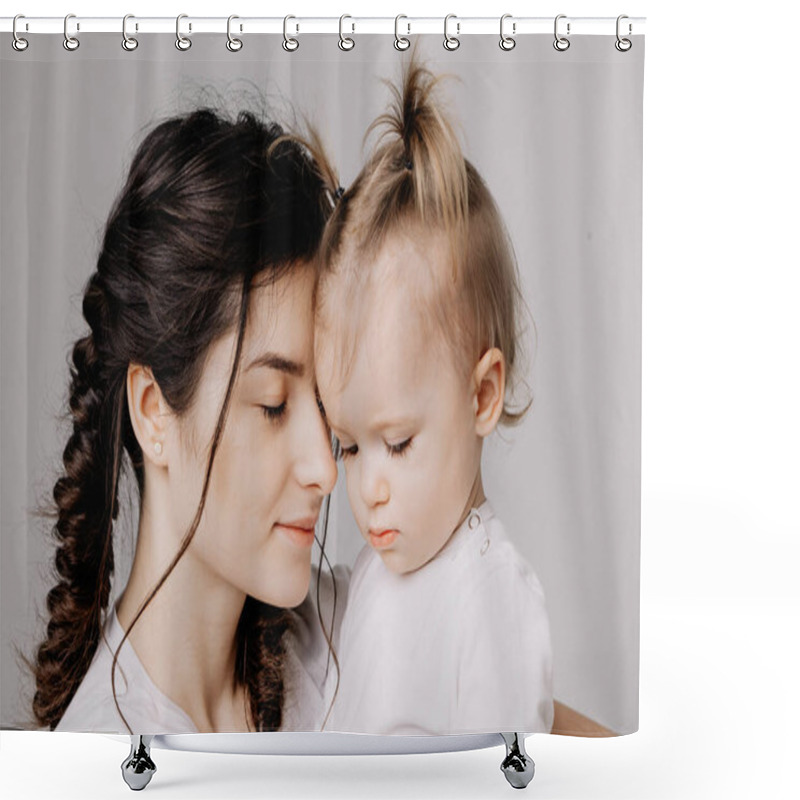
[368,528,399,550]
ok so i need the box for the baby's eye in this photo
[261,402,287,422]
[339,443,359,460]
[387,437,413,457]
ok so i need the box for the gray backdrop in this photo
[1,33,644,733]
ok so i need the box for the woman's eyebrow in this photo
[245,352,305,377]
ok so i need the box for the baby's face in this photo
[315,248,482,575]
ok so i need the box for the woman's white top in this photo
[55,564,349,734]
[281,562,349,731]
[323,500,554,735]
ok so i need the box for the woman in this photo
[26,106,343,734]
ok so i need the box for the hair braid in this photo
[32,273,126,729]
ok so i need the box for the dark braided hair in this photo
[24,106,340,732]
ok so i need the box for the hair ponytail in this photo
[316,46,534,427]
[364,49,469,273]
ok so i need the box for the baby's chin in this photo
[376,549,416,575]
[361,532,426,576]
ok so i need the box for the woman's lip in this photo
[282,516,318,529]
[368,529,398,549]
[275,523,316,548]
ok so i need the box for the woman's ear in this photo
[471,348,506,438]
[126,363,171,467]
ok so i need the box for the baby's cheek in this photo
[407,455,439,503]
[342,462,365,524]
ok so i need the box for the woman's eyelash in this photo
[261,402,287,421]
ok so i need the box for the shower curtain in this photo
[0,23,644,739]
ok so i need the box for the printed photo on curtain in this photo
[0,28,644,740]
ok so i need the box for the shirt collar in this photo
[437,497,495,561]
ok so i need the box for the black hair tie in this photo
[333,185,345,200]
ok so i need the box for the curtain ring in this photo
[12,15,29,52]
[227,15,243,51]
[394,15,410,51]
[615,14,632,52]
[499,14,516,51]
[175,14,192,50]
[443,14,460,51]
[63,13,80,51]
[553,14,570,51]
[122,14,138,51]
[283,15,299,51]
[339,14,355,51]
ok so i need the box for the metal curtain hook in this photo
[394,14,410,51]
[63,13,80,51]
[443,14,460,51]
[553,14,570,52]
[283,15,299,51]
[339,14,354,51]
[227,15,243,51]
[499,14,516,51]
[122,14,138,51]
[175,14,192,50]
[615,14,632,51]
[12,14,29,51]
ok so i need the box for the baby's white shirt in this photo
[55,564,348,734]
[323,499,554,735]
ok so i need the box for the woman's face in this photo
[167,264,337,608]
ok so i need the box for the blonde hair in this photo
[295,46,532,426]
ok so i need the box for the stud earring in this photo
[154,441,163,455]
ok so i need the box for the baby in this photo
[314,59,554,735]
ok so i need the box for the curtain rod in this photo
[1,16,646,36]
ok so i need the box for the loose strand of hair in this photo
[315,436,341,732]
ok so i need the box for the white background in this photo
[1,1,798,798]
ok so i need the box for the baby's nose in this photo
[361,466,390,507]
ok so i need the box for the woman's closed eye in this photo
[261,401,287,423]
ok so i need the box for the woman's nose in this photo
[295,400,338,495]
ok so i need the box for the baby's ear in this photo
[471,348,505,437]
